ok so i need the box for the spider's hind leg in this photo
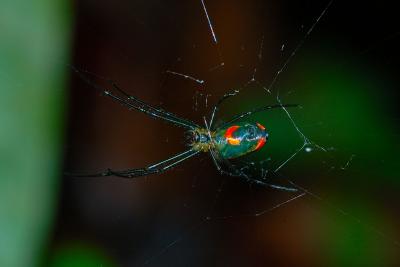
[209,89,241,129]
[211,153,298,192]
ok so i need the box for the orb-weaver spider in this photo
[66,67,299,192]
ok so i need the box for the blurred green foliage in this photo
[49,242,114,267]
[221,49,399,267]
[0,0,71,266]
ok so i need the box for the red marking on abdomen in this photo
[225,125,241,145]
[224,125,240,138]
[254,137,266,151]
[256,122,266,130]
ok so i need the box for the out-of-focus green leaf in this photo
[0,0,71,266]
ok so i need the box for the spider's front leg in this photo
[65,149,200,179]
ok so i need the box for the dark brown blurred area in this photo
[49,1,400,266]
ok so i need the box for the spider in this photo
[66,67,299,192]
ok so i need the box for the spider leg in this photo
[108,80,200,130]
[65,149,200,178]
[209,89,240,129]
[218,104,299,128]
[208,151,298,192]
[208,87,299,130]
[208,149,224,173]
[70,66,200,130]
[248,178,298,192]
[201,116,224,173]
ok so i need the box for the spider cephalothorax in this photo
[189,128,214,152]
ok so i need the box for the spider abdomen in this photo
[214,122,268,159]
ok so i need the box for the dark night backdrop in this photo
[47,1,399,266]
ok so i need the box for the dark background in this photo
[49,1,400,266]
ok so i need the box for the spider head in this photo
[187,128,214,152]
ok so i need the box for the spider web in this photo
[57,1,400,266]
